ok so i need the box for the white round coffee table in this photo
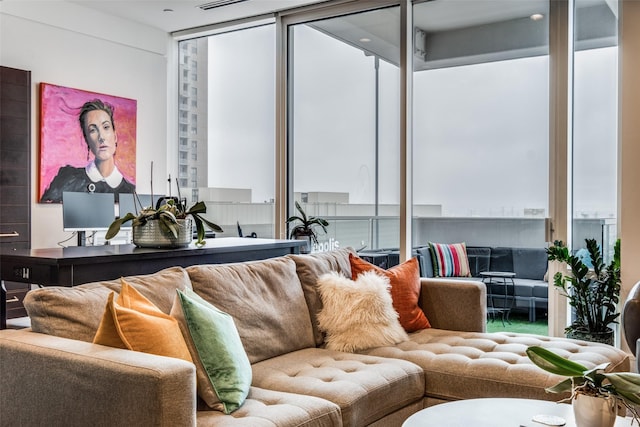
[402,398,633,427]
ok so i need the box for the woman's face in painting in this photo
[83,109,117,163]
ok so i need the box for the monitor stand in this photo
[77,231,86,247]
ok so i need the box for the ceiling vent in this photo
[198,0,249,11]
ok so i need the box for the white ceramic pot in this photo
[133,218,193,248]
[572,393,617,427]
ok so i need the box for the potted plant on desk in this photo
[106,195,223,248]
[546,238,620,345]
[527,345,640,427]
[286,201,329,254]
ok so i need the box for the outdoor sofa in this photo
[360,245,549,322]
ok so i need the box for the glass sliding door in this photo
[411,0,550,250]
[288,6,401,252]
[571,0,618,262]
[177,24,276,239]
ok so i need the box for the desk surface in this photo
[0,237,306,329]
[0,237,305,286]
[0,237,303,264]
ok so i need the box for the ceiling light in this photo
[530,13,544,21]
[359,38,371,43]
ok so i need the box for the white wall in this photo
[0,1,172,248]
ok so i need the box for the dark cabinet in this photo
[1,66,32,323]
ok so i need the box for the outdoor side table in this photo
[479,271,516,326]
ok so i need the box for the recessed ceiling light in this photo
[530,13,544,21]
[360,38,371,43]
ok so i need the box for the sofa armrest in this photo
[419,278,487,333]
[0,329,196,427]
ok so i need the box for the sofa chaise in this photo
[0,248,629,427]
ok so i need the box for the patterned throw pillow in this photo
[349,254,431,333]
[428,242,472,278]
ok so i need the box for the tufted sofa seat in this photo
[362,329,629,406]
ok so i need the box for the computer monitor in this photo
[62,192,116,245]
[117,193,165,219]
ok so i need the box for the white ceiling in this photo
[69,0,325,33]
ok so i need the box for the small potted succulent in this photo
[546,238,621,345]
[527,345,640,427]
[106,195,222,248]
[286,201,329,254]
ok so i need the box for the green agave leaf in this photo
[526,346,588,376]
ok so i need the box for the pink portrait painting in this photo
[39,83,137,203]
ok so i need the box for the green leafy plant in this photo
[546,238,621,336]
[286,201,329,245]
[106,196,222,247]
[526,345,640,421]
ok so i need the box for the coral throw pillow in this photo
[428,242,472,278]
[349,253,431,332]
[93,279,192,363]
[317,271,409,352]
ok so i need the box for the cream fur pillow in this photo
[317,271,409,352]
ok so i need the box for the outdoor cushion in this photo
[428,242,472,277]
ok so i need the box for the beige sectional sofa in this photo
[0,248,630,427]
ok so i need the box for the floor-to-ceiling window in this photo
[287,6,401,252]
[411,0,550,250]
[571,0,618,262]
[177,24,276,238]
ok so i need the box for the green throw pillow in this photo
[171,288,251,414]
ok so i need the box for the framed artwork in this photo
[39,83,137,203]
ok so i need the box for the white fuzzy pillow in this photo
[316,270,409,352]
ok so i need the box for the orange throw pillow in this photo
[349,253,431,332]
[93,279,192,363]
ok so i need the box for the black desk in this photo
[0,237,305,329]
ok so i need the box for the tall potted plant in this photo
[527,345,640,427]
[546,238,621,345]
[286,201,329,254]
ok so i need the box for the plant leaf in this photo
[526,346,589,376]
[105,213,136,240]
